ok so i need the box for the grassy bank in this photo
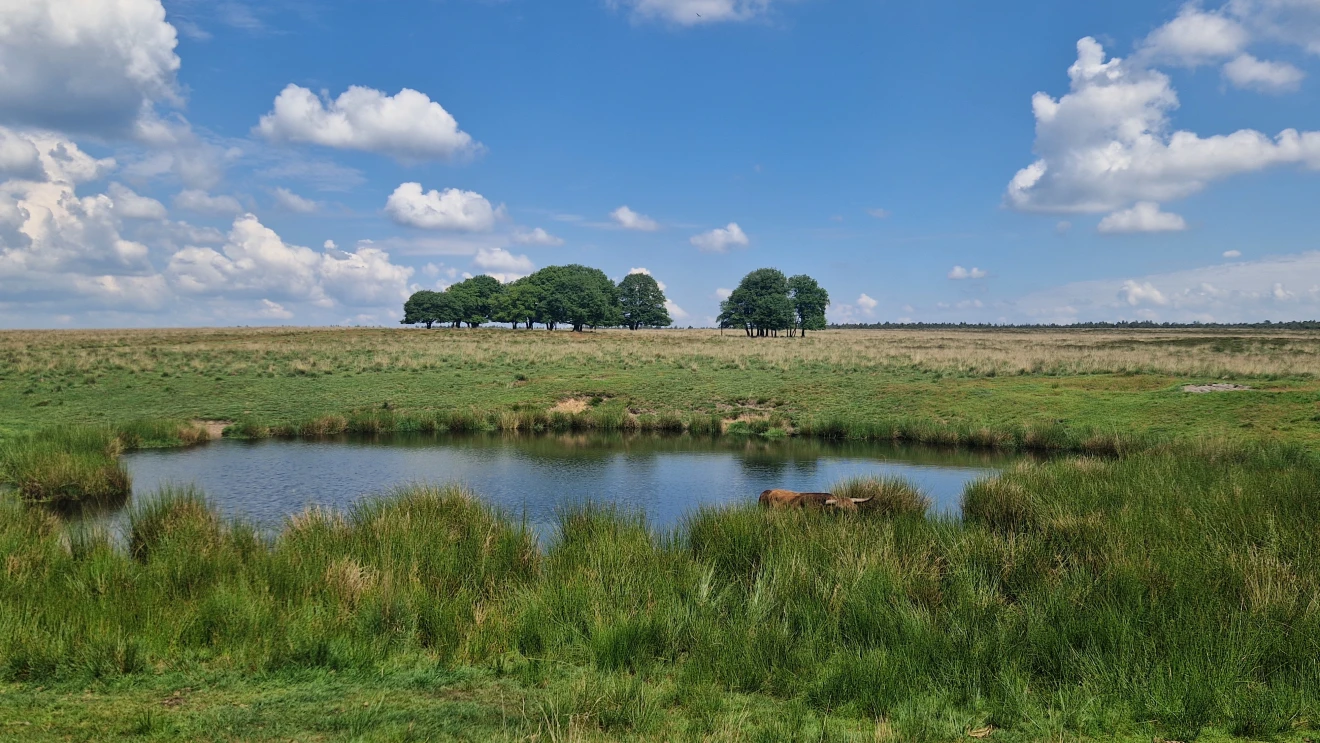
[3,445,1318,741]
[3,327,1320,446]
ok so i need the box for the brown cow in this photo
[758,489,873,511]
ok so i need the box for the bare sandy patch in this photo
[550,398,590,415]
[192,420,233,439]
[1183,384,1252,393]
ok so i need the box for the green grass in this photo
[2,327,1319,446]
[2,452,1319,741]
[4,327,1320,739]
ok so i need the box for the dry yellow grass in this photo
[2,326,1318,378]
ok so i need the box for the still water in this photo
[121,433,1017,533]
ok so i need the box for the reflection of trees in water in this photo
[252,431,1027,469]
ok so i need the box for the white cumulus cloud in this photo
[1097,201,1189,234]
[385,183,499,231]
[0,128,117,185]
[690,222,749,253]
[473,247,534,274]
[1223,53,1305,93]
[608,0,776,26]
[0,136,415,326]
[0,128,42,180]
[1224,249,1243,258]
[512,227,564,246]
[0,0,181,135]
[256,85,480,162]
[167,214,412,307]
[272,186,319,214]
[107,182,167,220]
[1120,280,1170,306]
[1140,5,1249,66]
[828,293,879,324]
[1007,37,1320,215]
[257,299,293,320]
[1010,252,1320,323]
[611,206,660,231]
[948,266,988,280]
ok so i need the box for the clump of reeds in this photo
[832,476,930,518]
[128,486,221,562]
[0,428,131,508]
[961,476,1039,532]
[5,447,131,508]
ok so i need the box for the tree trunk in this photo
[425,321,434,329]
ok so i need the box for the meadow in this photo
[2,326,1320,741]
[3,326,1320,443]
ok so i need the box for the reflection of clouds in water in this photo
[118,435,1015,536]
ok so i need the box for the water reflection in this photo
[118,432,1019,534]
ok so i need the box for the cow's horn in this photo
[851,497,874,504]
[824,498,839,506]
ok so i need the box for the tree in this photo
[400,290,446,329]
[434,291,464,328]
[718,268,794,337]
[536,264,620,332]
[491,276,545,329]
[788,274,830,337]
[617,273,671,330]
[447,275,504,328]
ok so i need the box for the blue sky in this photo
[3,0,1320,327]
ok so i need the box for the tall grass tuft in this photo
[0,427,131,508]
[961,474,1040,532]
[832,476,930,518]
[128,486,222,563]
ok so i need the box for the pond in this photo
[116,433,1019,535]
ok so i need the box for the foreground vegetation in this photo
[2,326,1320,740]
[2,445,1319,741]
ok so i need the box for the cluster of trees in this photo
[402,265,671,332]
[718,269,830,337]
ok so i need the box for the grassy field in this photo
[2,326,1320,444]
[2,326,1320,741]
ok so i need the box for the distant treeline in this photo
[403,265,671,332]
[831,320,1320,330]
[404,265,831,336]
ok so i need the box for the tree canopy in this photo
[402,263,665,332]
[490,276,543,329]
[402,264,825,335]
[448,275,503,328]
[538,265,621,332]
[618,272,672,330]
[719,268,831,337]
[400,290,446,329]
[788,274,830,335]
